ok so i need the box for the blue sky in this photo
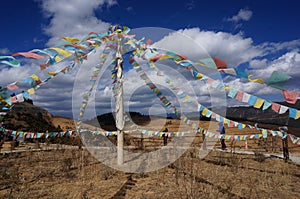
[0,0,300,118]
[1,1,300,52]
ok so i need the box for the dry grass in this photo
[0,146,299,199]
[1,120,300,198]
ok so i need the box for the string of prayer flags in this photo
[4,117,300,144]
[143,48,300,120]
[128,41,300,140]
[77,45,111,127]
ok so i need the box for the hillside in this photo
[2,100,300,136]
[2,102,62,132]
[226,100,300,135]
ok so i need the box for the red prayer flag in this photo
[235,91,244,102]
[283,90,299,104]
[12,52,45,59]
[7,82,18,90]
[150,54,162,62]
[146,39,152,45]
[40,64,47,70]
[213,57,227,69]
[11,96,17,104]
[271,103,280,113]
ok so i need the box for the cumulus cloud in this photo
[226,8,253,23]
[1,0,119,118]
[39,0,117,46]
[155,27,263,67]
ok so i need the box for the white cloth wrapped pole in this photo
[115,31,124,165]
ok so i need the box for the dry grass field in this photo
[1,147,299,198]
[1,119,300,198]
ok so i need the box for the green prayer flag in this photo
[267,71,291,90]
[198,57,216,69]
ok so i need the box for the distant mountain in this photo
[2,100,299,135]
[84,112,150,131]
[226,100,299,126]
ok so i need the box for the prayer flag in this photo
[254,98,264,109]
[283,90,299,104]
[267,71,291,90]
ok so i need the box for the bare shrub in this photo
[254,151,267,162]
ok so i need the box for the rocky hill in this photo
[2,102,62,132]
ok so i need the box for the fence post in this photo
[282,135,289,161]
[202,131,206,150]
[279,126,289,162]
[140,132,144,149]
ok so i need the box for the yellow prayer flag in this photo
[47,72,57,76]
[221,85,230,91]
[254,98,264,109]
[54,55,63,62]
[248,75,264,84]
[296,110,300,120]
[62,37,80,43]
[195,73,203,80]
[202,108,208,116]
[49,47,72,58]
[133,64,140,69]
[27,88,35,94]
[159,54,173,60]
[149,62,156,68]
[125,40,134,45]
[182,96,190,102]
[30,74,39,81]
[223,118,228,125]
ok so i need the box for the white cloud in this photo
[0,48,10,55]
[155,27,263,67]
[249,58,268,69]
[39,0,117,46]
[226,8,253,23]
[250,51,300,79]
[259,40,300,54]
